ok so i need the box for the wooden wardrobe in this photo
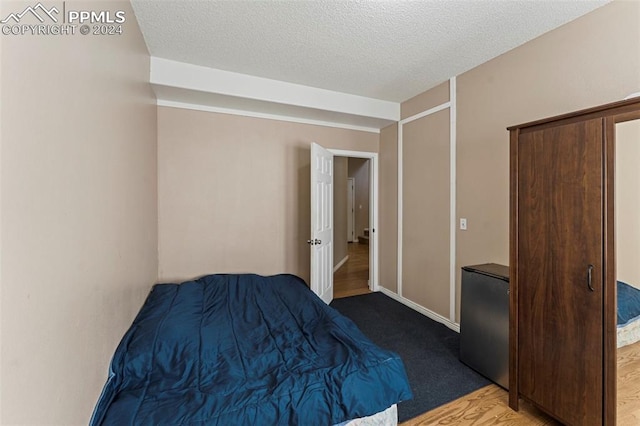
[509,97,640,425]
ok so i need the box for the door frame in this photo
[347,177,355,242]
[329,149,379,292]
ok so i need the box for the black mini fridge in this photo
[459,263,509,389]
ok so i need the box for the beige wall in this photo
[380,0,640,323]
[616,120,640,289]
[402,109,451,317]
[379,123,398,292]
[348,158,370,239]
[157,106,378,284]
[334,157,348,268]
[0,2,158,424]
[0,18,3,423]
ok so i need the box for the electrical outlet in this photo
[460,218,467,230]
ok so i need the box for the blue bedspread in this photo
[618,280,640,327]
[91,274,412,425]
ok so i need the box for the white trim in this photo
[149,56,400,129]
[449,76,457,323]
[378,287,460,333]
[151,57,400,119]
[333,255,349,273]
[347,177,356,242]
[157,100,381,134]
[0,29,3,420]
[371,155,379,293]
[329,149,377,158]
[329,149,379,293]
[396,77,458,322]
[397,123,403,297]
[399,101,451,126]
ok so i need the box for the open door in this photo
[309,142,333,304]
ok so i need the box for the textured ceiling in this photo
[131,0,608,103]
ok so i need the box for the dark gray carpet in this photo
[330,292,490,422]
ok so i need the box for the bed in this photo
[617,280,640,349]
[90,274,412,425]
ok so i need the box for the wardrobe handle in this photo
[587,264,595,292]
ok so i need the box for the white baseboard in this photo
[378,286,460,333]
[333,255,349,273]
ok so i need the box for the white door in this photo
[310,142,334,304]
[347,178,355,242]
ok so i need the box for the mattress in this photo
[617,319,640,349]
[91,274,412,425]
[338,404,397,426]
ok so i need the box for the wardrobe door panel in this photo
[517,119,603,425]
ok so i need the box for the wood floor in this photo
[617,340,640,425]
[334,242,371,299]
[401,340,640,426]
[400,385,559,426]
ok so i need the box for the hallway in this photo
[334,243,371,299]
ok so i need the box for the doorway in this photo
[330,151,377,299]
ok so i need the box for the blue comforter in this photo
[618,280,640,327]
[91,274,412,425]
